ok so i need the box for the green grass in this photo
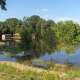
[0,62,60,80]
[0,62,80,80]
[67,69,80,78]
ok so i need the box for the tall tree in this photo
[5,18,22,34]
[21,15,57,54]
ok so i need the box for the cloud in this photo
[41,8,48,12]
[53,17,80,24]
[55,17,80,22]
[34,8,49,14]
[56,17,75,21]
[34,8,50,20]
[42,15,50,20]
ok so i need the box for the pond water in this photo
[1,48,80,66]
[39,48,80,66]
[0,54,16,61]
[0,51,16,61]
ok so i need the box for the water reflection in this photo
[69,48,80,65]
[1,48,80,65]
[0,54,16,61]
[40,48,80,65]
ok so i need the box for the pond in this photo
[1,48,80,66]
[38,48,80,66]
[0,51,16,61]
[0,54,16,61]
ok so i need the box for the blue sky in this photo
[0,0,80,22]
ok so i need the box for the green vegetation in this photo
[1,1,80,80]
[0,15,80,54]
[0,62,80,80]
[0,62,60,80]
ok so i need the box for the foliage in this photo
[21,15,57,53]
[0,15,80,54]
[53,20,80,52]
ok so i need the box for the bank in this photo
[0,61,80,80]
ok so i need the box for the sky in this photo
[0,0,80,23]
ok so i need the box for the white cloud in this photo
[42,15,49,20]
[41,8,48,12]
[34,8,49,14]
[54,17,80,23]
[34,8,50,20]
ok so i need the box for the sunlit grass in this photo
[0,62,80,80]
[0,62,60,80]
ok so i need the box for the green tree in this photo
[54,20,80,52]
[40,20,57,53]
[22,15,42,54]
[1,15,80,54]
[5,18,22,34]
[21,15,57,54]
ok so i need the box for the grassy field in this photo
[0,62,80,80]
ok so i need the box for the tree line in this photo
[0,15,80,53]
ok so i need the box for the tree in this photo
[53,20,80,52]
[21,15,57,54]
[5,18,22,34]
[0,0,6,10]
[22,15,42,54]
[40,20,57,53]
[1,15,80,54]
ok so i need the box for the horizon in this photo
[0,0,80,23]
[0,15,80,24]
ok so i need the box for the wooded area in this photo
[0,15,80,53]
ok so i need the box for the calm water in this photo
[0,54,16,61]
[40,48,80,65]
[0,51,16,61]
[1,48,80,65]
